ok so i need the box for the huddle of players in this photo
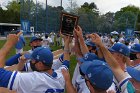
[0,26,140,93]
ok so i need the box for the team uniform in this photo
[118,77,135,93]
[107,69,133,93]
[72,63,90,93]
[0,60,69,93]
[5,49,33,67]
[107,72,131,93]
[109,73,135,93]
[42,37,52,48]
[72,53,104,93]
[15,35,26,54]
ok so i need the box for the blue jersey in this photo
[15,36,26,49]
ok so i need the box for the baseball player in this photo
[17,53,64,72]
[72,26,107,93]
[79,60,113,93]
[15,30,26,54]
[130,44,140,66]
[107,43,131,93]
[0,33,75,93]
[5,36,43,67]
[90,33,137,93]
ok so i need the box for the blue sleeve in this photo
[62,60,70,69]
[6,53,21,66]
[0,68,12,88]
[21,36,26,45]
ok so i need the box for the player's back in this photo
[11,70,65,93]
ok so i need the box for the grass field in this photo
[0,37,77,78]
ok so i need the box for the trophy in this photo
[60,12,79,36]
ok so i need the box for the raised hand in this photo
[61,69,71,82]
[7,31,22,45]
[89,33,102,46]
[64,35,72,46]
[0,32,22,68]
[61,69,76,93]
[74,26,83,38]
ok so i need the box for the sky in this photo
[0,0,140,14]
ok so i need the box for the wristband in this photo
[64,49,70,53]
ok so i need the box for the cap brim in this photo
[130,49,140,53]
[127,66,140,82]
[30,38,43,43]
[78,58,85,63]
[108,48,116,52]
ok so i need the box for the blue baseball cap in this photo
[127,66,140,82]
[31,47,53,66]
[130,44,140,53]
[85,40,96,47]
[109,43,130,57]
[133,64,140,71]
[30,36,43,43]
[24,53,32,59]
[78,53,100,63]
[80,60,113,90]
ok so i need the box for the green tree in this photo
[6,1,20,12]
[113,5,140,32]
[75,2,99,33]
[0,1,20,23]
[96,12,115,33]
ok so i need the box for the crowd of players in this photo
[0,26,140,93]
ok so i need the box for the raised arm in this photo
[73,31,83,60]
[61,69,76,93]
[17,55,28,71]
[74,26,89,55]
[63,36,71,61]
[90,34,126,82]
[62,36,76,93]
[0,32,21,68]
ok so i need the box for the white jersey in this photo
[8,66,67,93]
[118,78,135,93]
[52,59,63,70]
[107,71,131,93]
[42,37,52,48]
[119,37,124,43]
[134,38,139,44]
[72,63,90,93]
[51,35,55,43]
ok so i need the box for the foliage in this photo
[114,5,140,32]
[0,1,20,23]
[1,1,140,33]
